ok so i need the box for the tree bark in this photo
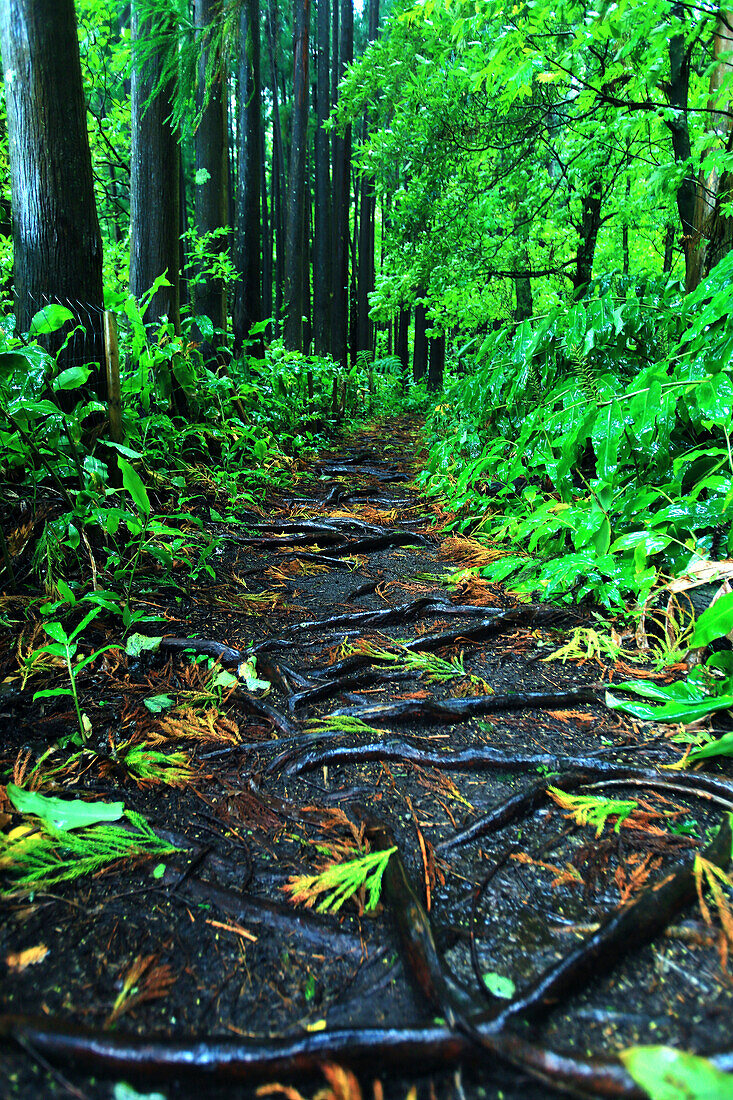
[283,0,311,350]
[129,1,181,330]
[573,180,602,295]
[356,0,379,358]
[413,293,428,382]
[265,3,285,334]
[234,0,263,356]
[193,0,228,350]
[0,0,104,375]
[331,0,353,366]
[396,304,410,387]
[666,16,696,289]
[313,0,332,355]
[428,331,445,392]
[685,10,733,290]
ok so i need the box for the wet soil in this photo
[1,417,733,1100]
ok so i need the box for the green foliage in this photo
[606,655,733,734]
[419,266,733,610]
[620,1046,733,1100]
[6,784,124,831]
[284,846,396,914]
[0,805,177,898]
[547,786,638,837]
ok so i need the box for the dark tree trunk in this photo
[266,3,286,338]
[356,0,379,358]
[396,305,410,387]
[666,19,696,289]
[428,331,445,392]
[193,0,228,349]
[514,265,533,321]
[413,293,428,382]
[663,224,676,273]
[313,0,331,355]
[129,1,181,330]
[0,0,104,374]
[331,0,352,366]
[573,180,602,295]
[234,0,263,356]
[261,121,273,335]
[349,165,359,365]
[283,0,310,350]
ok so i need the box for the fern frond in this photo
[284,847,396,913]
[547,787,637,836]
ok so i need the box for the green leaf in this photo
[28,304,75,337]
[118,457,152,516]
[687,731,733,763]
[100,440,143,459]
[32,687,74,700]
[620,1046,733,1100]
[483,972,515,999]
[125,633,163,657]
[52,365,92,391]
[606,690,733,724]
[143,694,174,713]
[237,657,271,693]
[689,592,733,648]
[43,621,69,644]
[6,784,125,831]
[56,579,76,605]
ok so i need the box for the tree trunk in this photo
[234,0,263,356]
[413,293,428,382]
[685,10,733,290]
[261,120,273,336]
[129,1,181,330]
[666,18,697,289]
[396,304,410,388]
[313,0,331,355]
[283,0,310,350]
[331,0,352,366]
[356,0,379,359]
[0,0,104,375]
[663,224,676,273]
[193,0,228,351]
[573,180,602,295]
[428,331,445,392]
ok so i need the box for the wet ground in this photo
[1,417,732,1100]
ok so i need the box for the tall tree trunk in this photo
[396,305,410,388]
[266,3,286,338]
[313,0,331,355]
[428,331,444,392]
[573,180,602,295]
[356,0,379,358]
[666,16,696,289]
[331,0,352,366]
[234,0,263,356]
[686,10,733,290]
[261,120,273,335]
[413,292,428,382]
[192,0,228,350]
[129,1,181,330]
[283,0,310,350]
[0,0,104,376]
[663,223,676,273]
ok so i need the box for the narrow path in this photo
[3,417,733,1100]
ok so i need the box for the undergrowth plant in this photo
[419,266,733,614]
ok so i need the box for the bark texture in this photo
[129,2,181,329]
[0,0,104,370]
[283,0,311,350]
[234,0,263,355]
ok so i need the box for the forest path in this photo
[2,416,733,1100]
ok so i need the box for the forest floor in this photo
[2,416,733,1100]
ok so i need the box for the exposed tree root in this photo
[331,688,601,723]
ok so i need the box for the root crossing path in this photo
[3,417,733,1100]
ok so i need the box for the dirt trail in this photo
[2,418,733,1100]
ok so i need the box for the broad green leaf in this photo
[688,731,733,763]
[483,972,515,999]
[118,457,151,516]
[100,440,143,459]
[606,690,733,724]
[43,621,69,644]
[56,579,76,605]
[28,304,74,337]
[52,365,92,391]
[689,592,733,648]
[6,784,125,831]
[125,633,163,657]
[620,1045,733,1100]
[143,694,174,713]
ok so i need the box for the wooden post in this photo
[104,310,123,487]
